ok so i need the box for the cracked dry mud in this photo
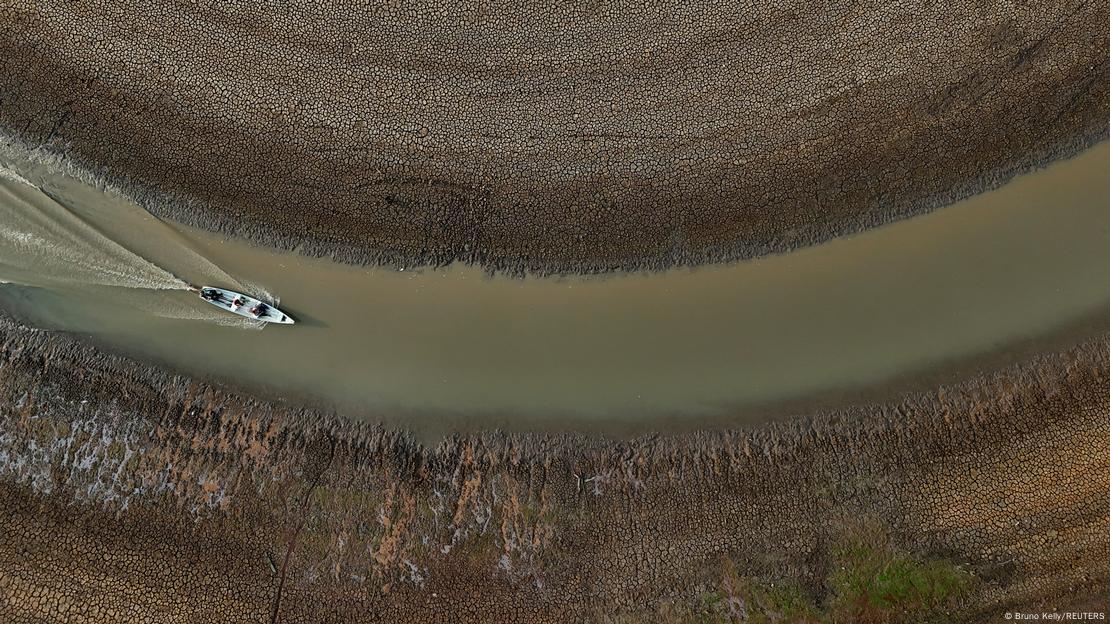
[0,0,1109,622]
[2,0,1108,272]
[0,317,1108,622]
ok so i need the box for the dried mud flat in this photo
[0,314,1108,622]
[2,1,1110,622]
[1,1,1108,273]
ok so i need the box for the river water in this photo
[1,140,1109,432]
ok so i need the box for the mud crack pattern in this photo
[0,0,1107,273]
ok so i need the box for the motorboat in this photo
[191,286,294,324]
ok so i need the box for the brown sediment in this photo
[0,314,1106,621]
[2,1,1109,620]
[1,1,1108,274]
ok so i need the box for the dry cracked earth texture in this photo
[0,0,1109,622]
[0,316,1108,622]
[1,0,1108,272]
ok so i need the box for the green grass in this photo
[827,523,973,623]
[679,521,973,624]
[828,554,972,622]
[696,559,822,624]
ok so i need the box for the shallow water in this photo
[1,140,1109,430]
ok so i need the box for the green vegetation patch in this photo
[709,559,822,623]
[682,520,973,624]
[827,526,973,623]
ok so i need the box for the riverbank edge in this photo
[0,312,1107,621]
[1,121,1107,279]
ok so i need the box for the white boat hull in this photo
[197,286,294,324]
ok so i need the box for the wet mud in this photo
[0,315,1107,621]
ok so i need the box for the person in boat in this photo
[231,296,244,310]
[200,289,219,302]
[250,303,268,318]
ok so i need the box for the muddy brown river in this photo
[1,140,1109,431]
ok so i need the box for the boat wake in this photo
[0,173,186,291]
[0,138,261,328]
[239,280,279,307]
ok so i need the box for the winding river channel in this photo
[2,140,1109,431]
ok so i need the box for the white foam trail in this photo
[0,135,277,329]
[0,138,235,291]
[0,182,186,291]
[0,165,35,188]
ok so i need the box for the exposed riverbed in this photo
[1,140,1109,430]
